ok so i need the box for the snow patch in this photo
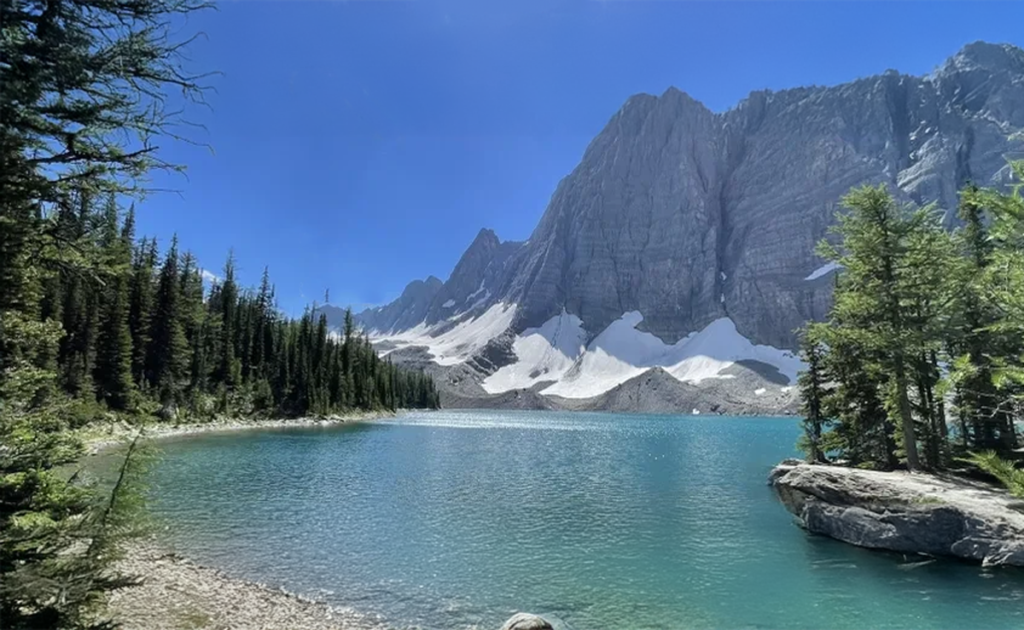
[466,282,487,302]
[370,303,517,366]
[754,388,767,396]
[442,299,456,308]
[466,290,491,312]
[804,261,842,281]
[481,310,587,393]
[541,313,805,399]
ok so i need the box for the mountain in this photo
[352,42,1024,414]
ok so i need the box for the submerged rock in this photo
[770,462,1024,566]
[499,613,554,630]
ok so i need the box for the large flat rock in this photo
[770,462,1024,566]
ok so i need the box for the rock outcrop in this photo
[770,462,1024,567]
[549,366,798,416]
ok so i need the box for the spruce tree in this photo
[797,327,829,463]
[815,185,949,470]
[1,0,215,622]
[129,238,158,389]
[948,184,1019,454]
[217,252,240,388]
[93,199,135,409]
[148,238,190,413]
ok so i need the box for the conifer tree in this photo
[217,252,240,388]
[814,186,949,470]
[129,238,158,389]
[797,327,829,463]
[948,184,1019,454]
[148,238,189,412]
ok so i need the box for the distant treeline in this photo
[13,194,441,422]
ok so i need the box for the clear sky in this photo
[139,0,1024,316]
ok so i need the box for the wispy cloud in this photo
[200,269,221,284]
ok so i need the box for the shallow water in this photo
[146,410,1024,629]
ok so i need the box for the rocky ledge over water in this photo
[770,461,1024,567]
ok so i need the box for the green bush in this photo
[962,451,1024,498]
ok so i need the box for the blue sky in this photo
[139,0,1024,315]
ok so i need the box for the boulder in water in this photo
[500,613,554,630]
[770,462,1024,566]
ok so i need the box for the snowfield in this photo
[542,313,804,399]
[370,308,805,399]
[371,302,517,366]
[804,261,842,281]
[481,310,587,393]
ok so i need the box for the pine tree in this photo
[217,252,240,388]
[148,238,190,413]
[93,197,135,409]
[948,185,1018,454]
[94,275,134,410]
[1,0,213,622]
[58,192,100,397]
[129,238,158,389]
[797,327,829,463]
[814,185,949,470]
[342,308,357,407]
[179,252,209,414]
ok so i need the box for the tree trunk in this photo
[895,358,921,471]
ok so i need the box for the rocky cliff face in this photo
[503,42,1024,349]
[355,42,1024,409]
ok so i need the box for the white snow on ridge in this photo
[481,310,587,393]
[371,302,517,366]
[540,312,805,399]
[804,261,842,281]
[372,306,805,401]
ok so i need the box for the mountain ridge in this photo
[342,41,1024,413]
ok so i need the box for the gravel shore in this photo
[106,540,388,630]
[83,410,398,454]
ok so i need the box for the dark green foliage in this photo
[0,0,438,624]
[94,201,135,410]
[148,237,190,408]
[797,328,829,463]
[128,239,158,388]
[28,207,442,421]
[800,172,1024,471]
[962,451,1024,498]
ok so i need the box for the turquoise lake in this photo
[146,410,1024,629]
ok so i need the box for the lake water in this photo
[145,410,1024,629]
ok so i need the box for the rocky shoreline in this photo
[82,410,399,454]
[770,460,1024,567]
[106,539,388,630]
[107,540,554,630]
